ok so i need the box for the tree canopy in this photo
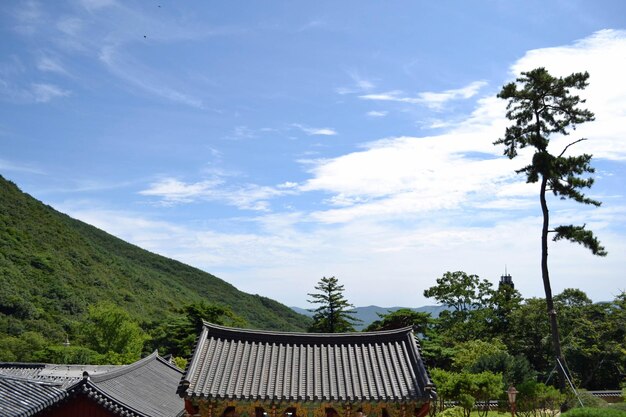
[365,308,430,334]
[81,302,146,364]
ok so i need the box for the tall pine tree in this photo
[495,67,607,389]
[307,276,359,333]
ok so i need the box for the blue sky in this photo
[2,0,626,308]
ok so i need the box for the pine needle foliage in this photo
[307,276,360,333]
[494,67,607,389]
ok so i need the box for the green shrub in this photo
[436,407,463,417]
[564,390,609,409]
[561,407,626,417]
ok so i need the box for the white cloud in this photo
[139,177,296,211]
[292,123,337,136]
[0,79,70,104]
[79,0,117,12]
[419,81,488,109]
[509,29,626,161]
[99,45,205,109]
[300,133,517,223]
[37,30,626,308]
[278,182,299,189]
[31,83,70,102]
[359,81,488,110]
[307,30,626,224]
[336,70,375,95]
[0,159,45,174]
[56,17,84,37]
[36,56,68,74]
[139,178,223,204]
[298,20,325,32]
[57,202,626,307]
[11,0,42,35]
[366,110,388,118]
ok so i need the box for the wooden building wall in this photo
[36,395,119,417]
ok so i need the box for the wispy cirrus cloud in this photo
[292,123,337,136]
[336,70,375,95]
[366,110,387,118]
[0,158,45,174]
[56,16,84,37]
[36,55,68,75]
[298,20,325,32]
[360,80,488,110]
[31,83,70,102]
[78,0,117,12]
[139,177,298,211]
[11,0,43,35]
[0,79,70,104]
[99,46,205,109]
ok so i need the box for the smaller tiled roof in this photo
[179,323,435,403]
[0,353,184,417]
[0,362,121,389]
[68,351,185,417]
[0,374,67,417]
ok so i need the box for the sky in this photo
[1,1,626,309]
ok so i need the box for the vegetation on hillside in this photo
[0,175,310,363]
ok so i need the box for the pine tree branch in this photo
[558,138,587,158]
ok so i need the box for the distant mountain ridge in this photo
[291,305,448,330]
[0,174,309,354]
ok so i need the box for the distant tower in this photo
[499,267,514,289]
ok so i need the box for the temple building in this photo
[0,351,184,417]
[177,323,435,417]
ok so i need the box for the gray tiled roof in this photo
[0,374,67,417]
[0,353,184,417]
[179,323,435,403]
[71,351,185,417]
[0,362,122,389]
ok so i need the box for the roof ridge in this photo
[155,354,185,374]
[203,322,414,339]
[89,351,158,383]
[0,373,65,387]
[0,362,47,369]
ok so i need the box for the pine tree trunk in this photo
[540,175,566,391]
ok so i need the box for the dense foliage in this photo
[0,175,310,363]
[411,270,626,399]
[365,308,430,333]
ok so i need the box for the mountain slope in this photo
[0,175,309,347]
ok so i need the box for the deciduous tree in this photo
[148,302,245,358]
[81,302,146,364]
[364,308,430,334]
[424,271,494,342]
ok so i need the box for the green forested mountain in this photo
[0,175,308,359]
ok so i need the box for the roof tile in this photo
[180,323,435,403]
